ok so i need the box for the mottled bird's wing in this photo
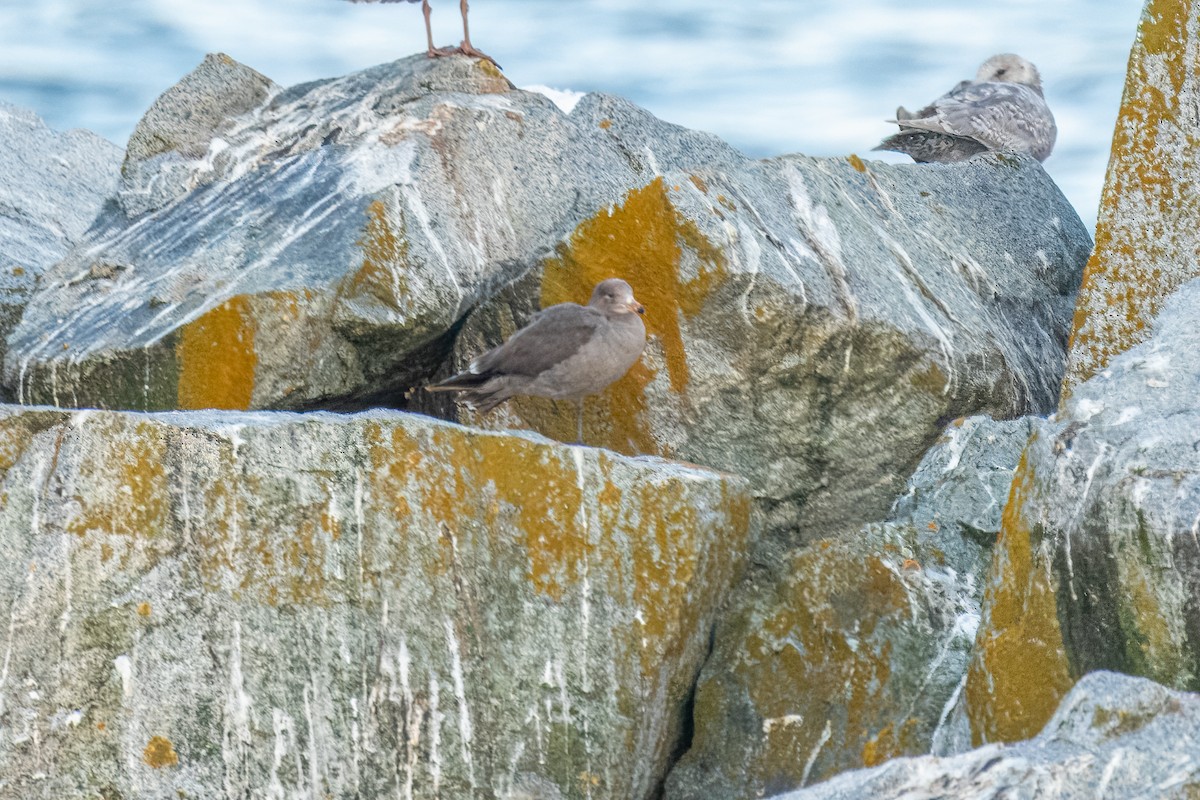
[472,303,604,378]
[892,82,1056,160]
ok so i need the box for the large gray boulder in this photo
[664,416,1035,798]
[776,671,1200,800]
[4,53,1089,547]
[0,403,752,799]
[0,101,121,385]
[967,276,1200,745]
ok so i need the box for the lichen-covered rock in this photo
[663,416,1034,799]
[0,404,752,799]
[775,671,1200,800]
[5,54,1088,546]
[968,278,1200,746]
[1,53,662,413]
[0,102,121,386]
[447,146,1089,542]
[1062,0,1200,396]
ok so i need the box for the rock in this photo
[444,146,1089,543]
[773,671,1200,800]
[119,52,277,218]
[0,102,121,390]
[1062,0,1200,396]
[3,53,639,412]
[967,276,1200,745]
[0,403,752,799]
[5,53,1088,548]
[664,416,1034,798]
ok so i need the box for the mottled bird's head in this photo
[976,53,1042,90]
[589,278,645,316]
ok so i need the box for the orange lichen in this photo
[339,199,410,312]
[737,544,919,787]
[137,602,152,617]
[538,177,728,454]
[1062,0,1200,399]
[965,448,1073,744]
[176,295,256,410]
[847,154,867,173]
[143,736,178,768]
[598,118,613,130]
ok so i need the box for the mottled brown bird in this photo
[342,0,496,66]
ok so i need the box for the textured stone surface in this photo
[4,54,1089,546]
[775,671,1200,800]
[0,404,752,799]
[664,415,1034,799]
[120,52,277,218]
[1063,0,1200,396]
[968,278,1200,746]
[446,143,1089,543]
[0,102,121,386]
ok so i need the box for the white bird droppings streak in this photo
[444,619,475,789]
[114,655,133,699]
[800,719,832,787]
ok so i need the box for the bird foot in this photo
[455,42,501,69]
[423,43,500,70]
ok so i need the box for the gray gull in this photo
[875,53,1056,163]
[428,278,647,443]
[342,0,496,66]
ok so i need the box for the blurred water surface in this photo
[0,0,1143,227]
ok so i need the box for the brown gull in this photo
[875,53,1057,163]
[342,0,496,66]
[428,278,647,443]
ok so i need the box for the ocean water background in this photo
[0,0,1143,229]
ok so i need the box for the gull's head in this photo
[590,278,645,316]
[976,53,1042,90]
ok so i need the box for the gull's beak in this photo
[631,301,645,315]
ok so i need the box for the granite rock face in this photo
[664,416,1035,799]
[0,404,752,799]
[3,53,1089,543]
[776,671,1200,800]
[968,277,1200,745]
[0,102,122,383]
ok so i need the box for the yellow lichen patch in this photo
[688,174,709,194]
[1062,0,1200,399]
[862,717,921,767]
[67,420,169,555]
[847,154,867,173]
[143,736,178,768]
[177,295,256,410]
[965,449,1073,744]
[598,118,613,130]
[630,483,701,672]
[338,199,410,312]
[738,544,916,787]
[539,177,729,454]
[137,602,152,617]
[366,422,591,600]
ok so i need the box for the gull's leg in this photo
[576,397,585,446]
[422,0,457,58]
[455,0,500,67]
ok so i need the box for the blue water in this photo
[0,0,1143,228]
